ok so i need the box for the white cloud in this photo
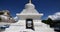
[14,16,18,21]
[48,12,60,20]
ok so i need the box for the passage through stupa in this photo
[4,0,55,32]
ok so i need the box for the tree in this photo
[43,18,55,27]
[42,18,53,25]
[47,18,53,25]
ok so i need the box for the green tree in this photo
[47,18,53,25]
[42,18,53,25]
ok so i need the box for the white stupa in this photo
[4,0,55,32]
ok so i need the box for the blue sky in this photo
[0,0,60,20]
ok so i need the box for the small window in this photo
[26,19,34,30]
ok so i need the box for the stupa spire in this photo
[29,0,32,3]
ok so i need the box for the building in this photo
[4,0,55,32]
